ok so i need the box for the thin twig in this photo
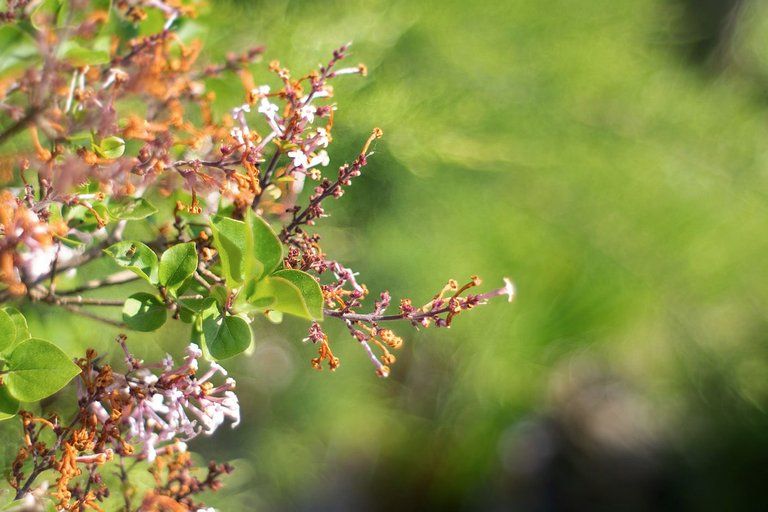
[0,105,43,147]
[323,281,515,324]
[197,266,223,283]
[193,272,212,290]
[251,148,282,210]
[60,304,126,328]
[56,271,140,296]
[47,296,125,306]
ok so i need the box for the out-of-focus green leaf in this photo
[107,197,158,221]
[4,339,80,403]
[61,43,110,66]
[31,0,62,30]
[137,8,167,36]
[122,292,167,332]
[0,25,40,78]
[94,135,126,159]
[54,233,86,248]
[104,241,158,284]
[65,203,109,232]
[67,131,94,149]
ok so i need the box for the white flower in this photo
[502,278,515,302]
[299,104,315,123]
[251,84,270,96]
[230,127,244,145]
[309,150,330,168]
[314,127,330,148]
[149,393,170,414]
[257,97,278,116]
[288,150,308,169]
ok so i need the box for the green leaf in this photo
[137,8,167,36]
[104,241,158,284]
[0,25,40,79]
[209,284,229,306]
[107,197,158,220]
[0,386,20,421]
[201,304,252,360]
[209,216,252,286]
[1,307,30,355]
[159,242,198,294]
[245,276,317,321]
[57,0,111,28]
[122,293,167,332]
[94,136,126,159]
[177,296,208,314]
[55,233,86,247]
[245,211,282,280]
[0,309,16,354]
[67,131,94,149]
[209,213,283,286]
[271,270,324,320]
[4,339,80,402]
[65,203,109,232]
[61,43,110,66]
[31,0,62,30]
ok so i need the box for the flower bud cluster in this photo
[83,337,240,462]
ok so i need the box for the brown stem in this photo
[60,304,126,328]
[56,271,140,296]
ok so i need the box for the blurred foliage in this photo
[5,0,768,510]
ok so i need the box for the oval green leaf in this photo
[245,211,282,280]
[159,242,198,294]
[1,307,30,355]
[104,240,158,284]
[201,304,253,360]
[107,197,157,220]
[95,135,126,159]
[271,269,324,321]
[122,292,167,332]
[209,216,253,286]
[246,276,316,321]
[0,309,16,353]
[0,386,20,421]
[0,25,40,78]
[61,43,110,66]
[4,338,81,403]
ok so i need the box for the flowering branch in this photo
[0,0,515,506]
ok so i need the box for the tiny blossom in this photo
[230,126,245,145]
[502,277,516,302]
[258,96,279,117]
[312,127,330,148]
[288,149,309,169]
[308,150,330,168]
[251,84,270,96]
[299,104,316,123]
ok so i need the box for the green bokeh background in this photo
[5,0,768,510]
